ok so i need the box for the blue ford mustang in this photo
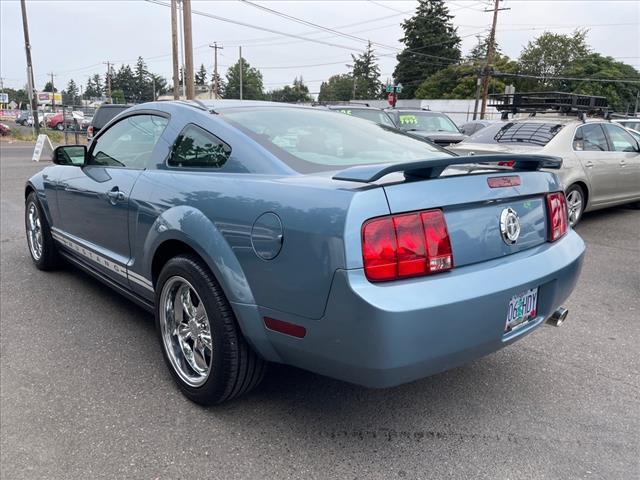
[25,100,585,405]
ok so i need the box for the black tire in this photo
[25,192,62,270]
[155,255,266,405]
[565,184,586,227]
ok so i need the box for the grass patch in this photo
[10,128,64,144]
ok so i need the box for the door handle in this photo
[106,187,125,204]
[584,161,594,168]
[620,159,626,167]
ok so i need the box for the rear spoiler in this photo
[332,154,562,183]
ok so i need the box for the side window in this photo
[603,124,638,152]
[169,124,231,168]
[89,114,168,168]
[573,124,608,152]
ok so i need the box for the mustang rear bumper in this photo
[248,230,585,388]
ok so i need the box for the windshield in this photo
[332,108,395,127]
[396,112,459,133]
[466,122,564,146]
[221,107,449,173]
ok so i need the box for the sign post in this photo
[385,83,403,108]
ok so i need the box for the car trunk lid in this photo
[333,155,562,268]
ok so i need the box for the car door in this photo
[573,123,619,206]
[602,123,640,201]
[55,113,168,283]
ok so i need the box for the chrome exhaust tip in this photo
[546,307,568,327]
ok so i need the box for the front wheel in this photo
[25,192,62,270]
[566,184,585,227]
[155,255,266,405]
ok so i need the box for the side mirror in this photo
[53,145,86,166]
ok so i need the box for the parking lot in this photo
[1,142,638,479]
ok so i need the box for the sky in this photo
[1,0,639,96]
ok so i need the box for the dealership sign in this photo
[37,92,62,105]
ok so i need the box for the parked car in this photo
[15,111,34,126]
[25,100,585,405]
[46,112,69,131]
[81,116,93,131]
[326,104,396,127]
[613,118,640,132]
[87,104,131,141]
[450,118,640,225]
[459,119,501,136]
[0,123,10,136]
[385,108,467,145]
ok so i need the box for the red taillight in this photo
[497,160,515,167]
[546,192,568,241]
[362,209,453,282]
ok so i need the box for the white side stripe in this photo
[52,230,154,292]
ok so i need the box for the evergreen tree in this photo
[195,64,208,86]
[351,41,382,100]
[210,71,226,98]
[92,73,103,96]
[224,58,264,100]
[318,74,354,102]
[393,0,461,98]
[63,79,80,105]
[112,64,136,102]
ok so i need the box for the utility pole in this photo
[239,46,243,100]
[182,0,194,99]
[209,42,223,99]
[177,0,186,98]
[171,0,180,99]
[472,35,484,120]
[20,0,40,134]
[103,61,112,103]
[48,72,56,110]
[479,0,509,119]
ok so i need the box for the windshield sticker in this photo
[399,114,418,125]
[338,109,352,115]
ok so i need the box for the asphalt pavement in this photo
[1,142,638,480]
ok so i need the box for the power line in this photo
[493,72,640,84]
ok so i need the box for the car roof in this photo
[326,104,381,110]
[192,99,313,111]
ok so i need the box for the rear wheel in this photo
[25,192,62,270]
[566,184,585,227]
[155,255,266,405]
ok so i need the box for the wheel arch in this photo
[568,180,590,210]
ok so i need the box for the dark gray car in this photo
[385,108,467,146]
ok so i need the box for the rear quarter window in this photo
[168,124,231,168]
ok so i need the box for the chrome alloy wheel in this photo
[566,189,583,227]
[159,276,213,387]
[26,202,43,261]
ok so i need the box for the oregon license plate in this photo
[505,288,538,331]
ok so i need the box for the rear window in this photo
[467,122,564,146]
[220,107,448,173]
[92,106,130,129]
